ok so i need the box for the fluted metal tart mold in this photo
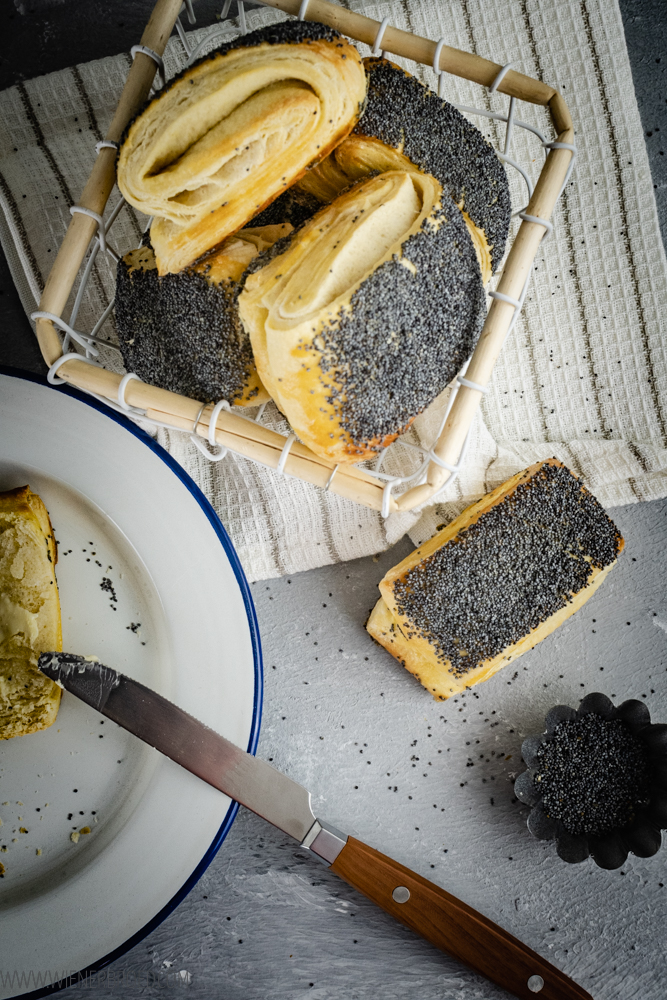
[515,693,667,869]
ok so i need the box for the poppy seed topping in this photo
[516,695,666,869]
[240,182,485,458]
[536,713,650,836]
[392,462,623,675]
[315,196,485,450]
[115,249,256,404]
[251,186,323,230]
[354,59,511,272]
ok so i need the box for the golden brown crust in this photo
[22,486,57,567]
[370,460,624,700]
[239,170,485,463]
[369,562,617,700]
[117,28,366,274]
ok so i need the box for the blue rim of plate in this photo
[0,366,264,999]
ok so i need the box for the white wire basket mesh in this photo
[31,0,576,516]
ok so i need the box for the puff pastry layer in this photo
[239,169,485,463]
[299,58,511,284]
[368,461,624,700]
[0,486,62,740]
[117,21,366,274]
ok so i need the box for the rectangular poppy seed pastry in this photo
[0,486,62,739]
[367,460,624,700]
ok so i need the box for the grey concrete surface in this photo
[1,2,666,999]
[43,499,667,1000]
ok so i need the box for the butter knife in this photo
[38,652,593,1000]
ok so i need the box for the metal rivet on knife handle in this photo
[392,886,411,903]
[330,837,594,1000]
[528,975,545,992]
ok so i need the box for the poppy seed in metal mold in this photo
[516,693,667,869]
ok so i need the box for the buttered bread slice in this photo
[0,486,62,739]
[367,460,624,700]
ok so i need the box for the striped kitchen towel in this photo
[0,0,666,579]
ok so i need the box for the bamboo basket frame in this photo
[32,0,575,516]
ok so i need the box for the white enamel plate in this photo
[0,369,262,998]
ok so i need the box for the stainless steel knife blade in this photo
[38,652,322,846]
[37,652,594,1000]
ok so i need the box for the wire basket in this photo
[32,0,575,516]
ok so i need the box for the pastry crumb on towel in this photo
[367,459,623,700]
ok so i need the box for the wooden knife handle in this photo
[330,837,593,1000]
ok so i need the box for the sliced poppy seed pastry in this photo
[238,169,485,463]
[516,693,667,869]
[298,58,511,284]
[367,460,624,700]
[0,486,62,739]
[117,21,367,274]
[115,224,291,405]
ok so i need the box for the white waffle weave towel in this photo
[0,0,665,579]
